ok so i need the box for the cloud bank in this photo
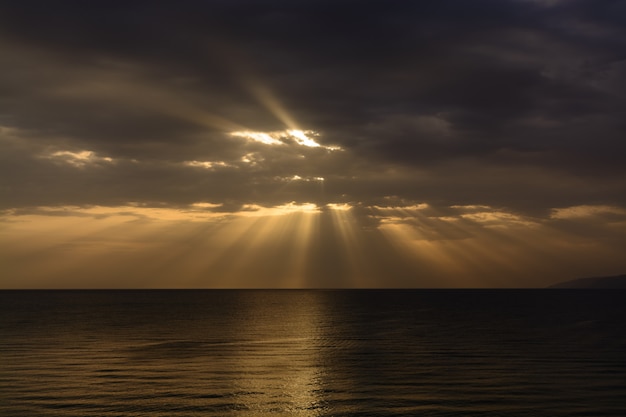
[1,0,625,287]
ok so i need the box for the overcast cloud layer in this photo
[1,0,625,287]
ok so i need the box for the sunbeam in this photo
[3,201,626,288]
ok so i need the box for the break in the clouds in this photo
[1,1,625,288]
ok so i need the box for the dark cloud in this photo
[1,0,625,216]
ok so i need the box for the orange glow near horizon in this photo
[2,203,626,288]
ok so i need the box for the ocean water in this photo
[1,290,625,416]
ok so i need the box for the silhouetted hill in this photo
[549,274,626,289]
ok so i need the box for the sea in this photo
[1,290,625,416]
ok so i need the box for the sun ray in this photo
[54,76,246,132]
[242,81,300,130]
[285,211,319,288]
[326,204,373,287]
[6,199,621,288]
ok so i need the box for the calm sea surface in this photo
[1,290,625,416]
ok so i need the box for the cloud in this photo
[1,1,625,287]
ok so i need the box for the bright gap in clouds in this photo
[230,129,341,150]
[287,129,320,147]
[230,131,283,146]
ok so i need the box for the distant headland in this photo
[549,274,626,289]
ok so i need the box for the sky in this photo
[1,0,625,288]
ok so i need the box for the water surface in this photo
[1,290,625,416]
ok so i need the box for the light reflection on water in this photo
[1,290,625,416]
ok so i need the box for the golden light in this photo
[224,292,327,414]
[551,205,626,219]
[326,204,371,287]
[42,149,114,167]
[184,160,234,169]
[287,129,321,148]
[52,75,247,132]
[230,130,284,146]
[3,202,626,288]
[229,129,340,151]
[240,80,301,131]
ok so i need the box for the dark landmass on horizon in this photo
[549,274,626,289]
